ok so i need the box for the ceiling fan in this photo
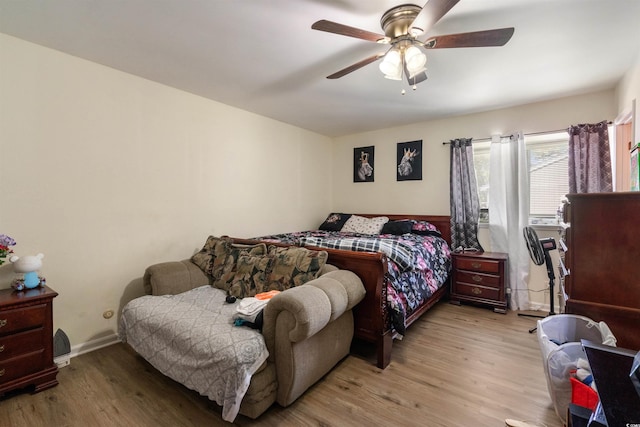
[312,0,514,90]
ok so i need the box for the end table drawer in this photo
[456,257,500,274]
[0,328,45,361]
[456,271,500,288]
[454,282,501,301]
[0,350,46,384]
[0,305,46,336]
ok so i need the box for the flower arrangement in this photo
[0,234,16,265]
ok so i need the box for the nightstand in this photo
[0,285,59,397]
[450,251,508,314]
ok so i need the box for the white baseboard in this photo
[55,333,121,368]
[528,303,543,312]
[528,301,565,314]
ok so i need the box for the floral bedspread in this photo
[253,230,452,335]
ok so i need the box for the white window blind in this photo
[527,135,569,222]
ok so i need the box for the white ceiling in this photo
[1,0,640,137]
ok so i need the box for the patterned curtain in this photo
[568,121,613,193]
[449,138,484,251]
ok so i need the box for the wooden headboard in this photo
[357,214,452,246]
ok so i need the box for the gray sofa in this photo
[139,256,365,419]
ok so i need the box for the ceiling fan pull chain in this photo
[401,54,406,95]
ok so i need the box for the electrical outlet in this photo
[103,309,114,319]
[55,355,70,368]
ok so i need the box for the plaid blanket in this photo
[300,236,414,271]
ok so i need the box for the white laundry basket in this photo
[536,314,616,423]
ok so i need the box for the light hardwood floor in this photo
[0,303,563,427]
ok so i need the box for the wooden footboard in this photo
[353,214,452,367]
[317,248,391,369]
[304,245,449,369]
[231,213,452,370]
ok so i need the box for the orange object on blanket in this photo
[255,290,281,300]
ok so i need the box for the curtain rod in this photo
[441,121,613,145]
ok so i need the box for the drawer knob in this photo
[0,344,4,352]
[471,287,482,295]
[0,368,4,377]
[0,319,6,328]
[471,262,482,269]
[472,275,483,283]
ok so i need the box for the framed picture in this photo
[397,140,422,181]
[353,146,374,182]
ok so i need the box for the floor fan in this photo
[520,226,557,333]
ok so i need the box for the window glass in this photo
[472,141,490,223]
[526,132,569,225]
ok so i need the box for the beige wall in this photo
[332,90,617,215]
[332,90,618,310]
[0,34,333,351]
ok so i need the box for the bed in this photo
[231,213,452,369]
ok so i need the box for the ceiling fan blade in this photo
[410,0,460,35]
[312,20,388,43]
[327,53,385,79]
[424,27,515,49]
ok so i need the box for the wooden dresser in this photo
[561,192,640,351]
[450,251,508,313]
[0,285,59,396]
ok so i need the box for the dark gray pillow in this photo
[381,220,413,235]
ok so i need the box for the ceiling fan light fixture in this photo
[384,72,403,81]
[405,45,427,75]
[408,67,427,79]
[379,49,402,78]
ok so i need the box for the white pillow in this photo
[341,215,389,235]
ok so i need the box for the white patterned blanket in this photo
[119,285,269,422]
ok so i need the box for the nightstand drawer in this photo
[450,252,508,313]
[456,257,500,274]
[0,304,46,336]
[454,282,501,301]
[456,270,500,288]
[0,328,45,361]
[0,350,46,384]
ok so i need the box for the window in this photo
[472,132,570,225]
[473,141,491,223]
[473,126,616,225]
[526,133,569,224]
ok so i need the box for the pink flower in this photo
[0,234,16,265]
